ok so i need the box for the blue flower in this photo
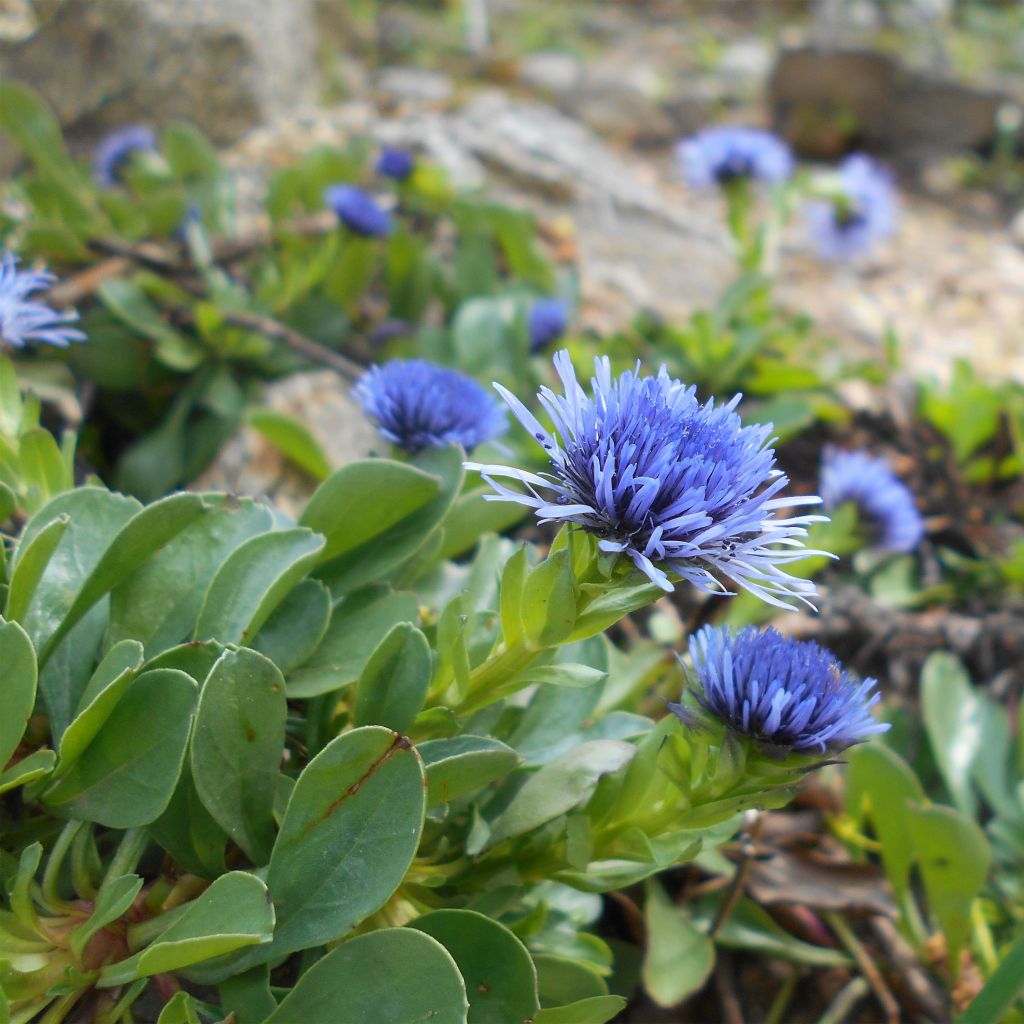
[376,146,415,181]
[467,352,826,607]
[678,126,793,187]
[806,154,897,261]
[0,252,86,349]
[674,625,889,753]
[821,446,923,553]
[355,359,507,454]
[92,125,157,188]
[324,185,393,238]
[528,298,569,352]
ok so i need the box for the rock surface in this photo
[0,0,322,172]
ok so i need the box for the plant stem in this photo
[710,810,762,938]
[457,642,540,716]
[41,820,84,910]
[105,829,149,883]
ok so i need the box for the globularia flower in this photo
[0,252,86,349]
[355,359,506,454]
[821,446,923,553]
[92,125,157,188]
[528,298,569,352]
[325,185,393,238]
[806,154,897,261]
[674,625,889,753]
[376,146,415,181]
[467,352,826,606]
[678,126,793,187]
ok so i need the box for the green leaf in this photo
[642,878,714,1007]
[250,578,331,674]
[300,459,441,564]
[218,966,277,1024]
[522,550,577,647]
[18,428,70,512]
[0,618,37,769]
[411,909,539,1024]
[906,803,991,976]
[354,623,431,733]
[0,748,56,794]
[533,996,627,1024]
[70,873,144,960]
[535,955,609,1006]
[453,298,508,374]
[957,927,1024,1024]
[264,928,468,1024]
[190,649,287,865]
[54,639,145,778]
[568,582,662,643]
[15,487,139,659]
[43,668,197,827]
[921,652,984,817]
[248,408,332,481]
[4,515,69,623]
[40,492,210,661]
[486,741,635,849]
[438,487,528,561]
[98,872,274,987]
[263,726,425,958]
[156,992,201,1024]
[286,588,418,698]
[107,495,273,656]
[845,743,925,905]
[148,762,227,879]
[522,663,607,689]
[498,545,529,647]
[419,735,521,807]
[193,527,325,644]
[0,82,74,176]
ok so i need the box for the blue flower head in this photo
[674,625,889,753]
[93,125,158,188]
[0,252,86,349]
[325,185,393,238]
[678,126,793,187]
[806,154,897,261]
[376,146,415,181]
[821,446,923,553]
[467,352,826,607]
[528,298,569,352]
[355,359,507,454]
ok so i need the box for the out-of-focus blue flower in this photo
[355,359,507,454]
[821,446,923,553]
[92,125,158,188]
[0,252,86,349]
[467,351,826,607]
[324,185,393,238]
[677,126,793,187]
[528,298,569,352]
[673,625,889,753]
[806,154,897,261]
[376,146,415,181]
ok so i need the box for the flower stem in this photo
[41,820,84,910]
[457,641,541,716]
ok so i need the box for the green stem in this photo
[457,641,540,716]
[95,979,147,1024]
[41,820,84,910]
[105,829,149,883]
[70,825,97,900]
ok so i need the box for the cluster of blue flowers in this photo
[674,625,889,753]
[528,298,569,352]
[93,125,157,188]
[822,445,923,553]
[678,126,793,187]
[376,146,416,181]
[466,352,825,607]
[0,252,85,349]
[325,185,393,239]
[354,359,506,454]
[806,154,897,262]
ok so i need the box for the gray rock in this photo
[0,0,320,172]
[373,67,455,106]
[517,50,585,98]
[717,38,774,95]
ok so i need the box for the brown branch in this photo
[46,256,133,308]
[710,810,764,938]
[825,911,901,1024]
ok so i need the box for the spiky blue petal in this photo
[376,147,415,181]
[679,625,889,753]
[93,125,157,188]
[467,351,827,607]
[325,185,393,238]
[678,126,793,187]
[0,252,86,349]
[821,446,923,553]
[528,298,569,352]
[355,359,507,454]
[806,154,897,261]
